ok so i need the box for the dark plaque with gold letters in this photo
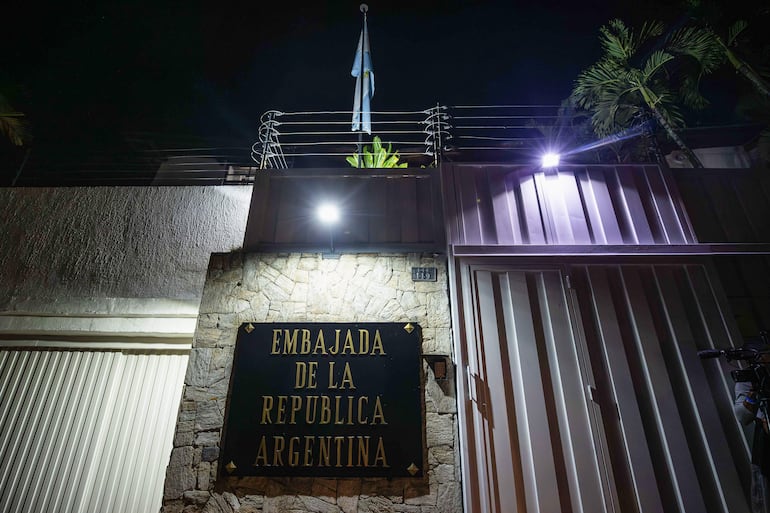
[219,322,424,478]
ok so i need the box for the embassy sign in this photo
[220,322,425,478]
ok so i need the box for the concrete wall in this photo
[0,186,252,314]
[0,186,253,513]
[163,252,461,513]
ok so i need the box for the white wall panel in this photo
[0,349,187,513]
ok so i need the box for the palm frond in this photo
[679,75,710,110]
[571,59,626,108]
[600,19,633,61]
[636,20,665,48]
[0,115,25,146]
[0,93,26,146]
[640,50,676,82]
[727,20,748,47]
[667,26,723,73]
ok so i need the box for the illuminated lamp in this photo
[541,152,560,168]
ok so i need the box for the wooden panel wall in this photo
[243,169,443,252]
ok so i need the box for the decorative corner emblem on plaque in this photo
[225,460,237,474]
[244,323,254,333]
[407,463,420,476]
[403,323,414,334]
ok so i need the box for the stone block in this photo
[222,492,240,511]
[261,279,291,302]
[298,256,318,270]
[359,496,395,513]
[337,479,361,513]
[429,464,454,484]
[274,273,295,296]
[293,268,309,284]
[263,495,304,513]
[425,373,456,415]
[187,348,212,387]
[427,446,454,466]
[196,400,223,431]
[380,299,403,320]
[245,293,270,321]
[239,495,265,510]
[197,461,212,490]
[299,495,341,513]
[425,413,454,447]
[162,499,184,513]
[164,446,196,500]
[202,494,233,513]
[174,420,195,447]
[436,483,461,513]
[183,490,211,505]
[201,446,219,462]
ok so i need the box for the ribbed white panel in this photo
[447,164,694,246]
[0,349,188,513]
[457,262,749,513]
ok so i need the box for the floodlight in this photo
[317,203,340,225]
[541,152,560,168]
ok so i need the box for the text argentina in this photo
[254,435,389,468]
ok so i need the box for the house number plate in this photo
[411,267,437,282]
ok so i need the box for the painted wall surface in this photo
[0,186,252,312]
[162,252,460,513]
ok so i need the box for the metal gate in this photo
[0,349,188,513]
[455,261,749,513]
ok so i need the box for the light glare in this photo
[317,203,340,224]
[541,152,560,168]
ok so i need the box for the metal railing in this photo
[250,105,566,169]
[251,106,449,169]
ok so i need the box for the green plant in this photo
[346,136,407,168]
[571,19,720,168]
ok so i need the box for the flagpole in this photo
[357,4,368,168]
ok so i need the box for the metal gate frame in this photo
[449,256,751,513]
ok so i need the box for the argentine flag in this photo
[351,19,374,133]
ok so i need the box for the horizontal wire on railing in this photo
[247,104,567,170]
[272,151,432,157]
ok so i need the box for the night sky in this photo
[3,0,768,178]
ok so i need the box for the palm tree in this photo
[571,19,720,168]
[0,92,26,146]
[707,20,769,99]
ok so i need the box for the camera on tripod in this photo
[731,366,770,392]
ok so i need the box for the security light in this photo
[541,152,560,168]
[317,203,340,225]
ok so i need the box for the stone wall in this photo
[163,252,461,513]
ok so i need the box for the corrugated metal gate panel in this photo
[0,349,187,513]
[458,262,748,513]
[444,165,693,246]
[674,168,770,242]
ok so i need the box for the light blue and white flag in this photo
[351,18,374,133]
